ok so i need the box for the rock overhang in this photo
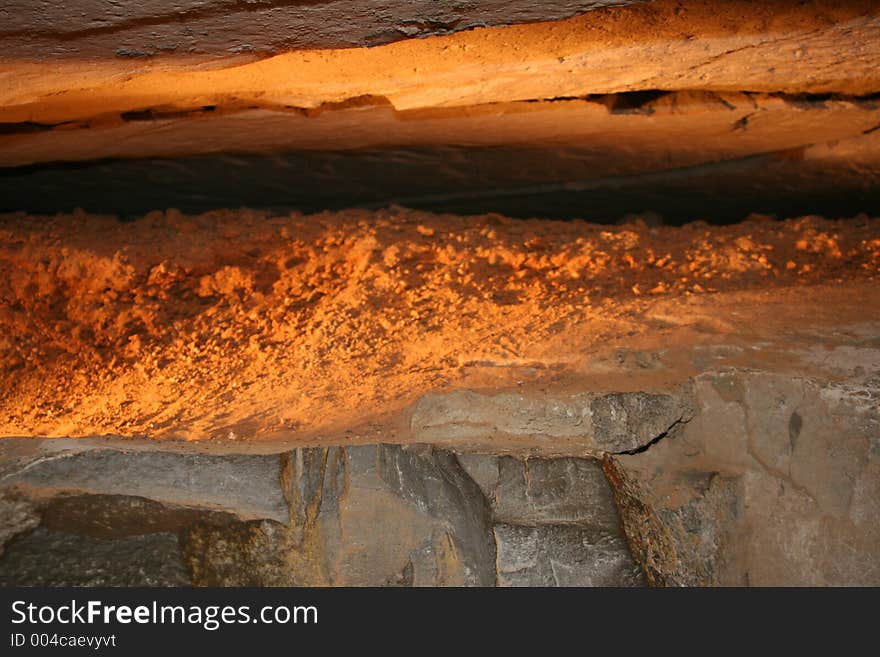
[1,0,879,588]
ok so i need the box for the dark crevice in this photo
[592,90,672,114]
[1,145,878,224]
[2,89,879,223]
[773,90,880,108]
[0,120,83,136]
[0,121,56,136]
[5,88,880,137]
[120,106,217,122]
[613,415,690,456]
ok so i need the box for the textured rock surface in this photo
[494,524,641,587]
[458,454,644,586]
[182,445,497,586]
[0,441,651,586]
[2,1,878,221]
[1,209,876,448]
[459,455,621,528]
[0,492,38,558]
[4,0,879,127]
[0,1,641,60]
[3,91,880,224]
[1,445,288,521]
[1,361,878,587]
[412,389,690,454]
[0,443,500,586]
[7,87,880,171]
[0,529,190,586]
[0,0,878,591]
[607,371,880,586]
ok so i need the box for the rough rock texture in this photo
[412,389,690,454]
[0,441,647,586]
[459,455,623,528]
[2,445,288,521]
[0,492,38,558]
[1,0,878,591]
[5,87,880,170]
[606,371,880,586]
[494,525,639,587]
[0,443,502,586]
[4,0,878,128]
[5,92,880,221]
[2,331,879,586]
[184,444,498,586]
[1,209,877,447]
[0,209,877,588]
[3,1,878,221]
[3,110,880,222]
[0,1,641,60]
[0,529,190,586]
[459,454,643,586]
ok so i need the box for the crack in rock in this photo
[410,387,694,454]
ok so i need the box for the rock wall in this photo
[2,1,879,220]
[459,455,643,586]
[0,442,641,586]
[608,371,880,586]
[0,1,878,588]
[4,361,878,588]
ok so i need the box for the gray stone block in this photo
[459,454,622,531]
[0,528,189,587]
[182,444,497,586]
[3,446,287,522]
[494,524,643,587]
[412,389,688,454]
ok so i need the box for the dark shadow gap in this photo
[1,147,878,225]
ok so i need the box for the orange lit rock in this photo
[2,1,878,126]
[0,208,877,445]
[1,0,879,590]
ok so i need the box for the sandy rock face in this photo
[1,208,876,445]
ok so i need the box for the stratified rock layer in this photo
[3,1,878,221]
[4,0,878,127]
[0,0,641,60]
